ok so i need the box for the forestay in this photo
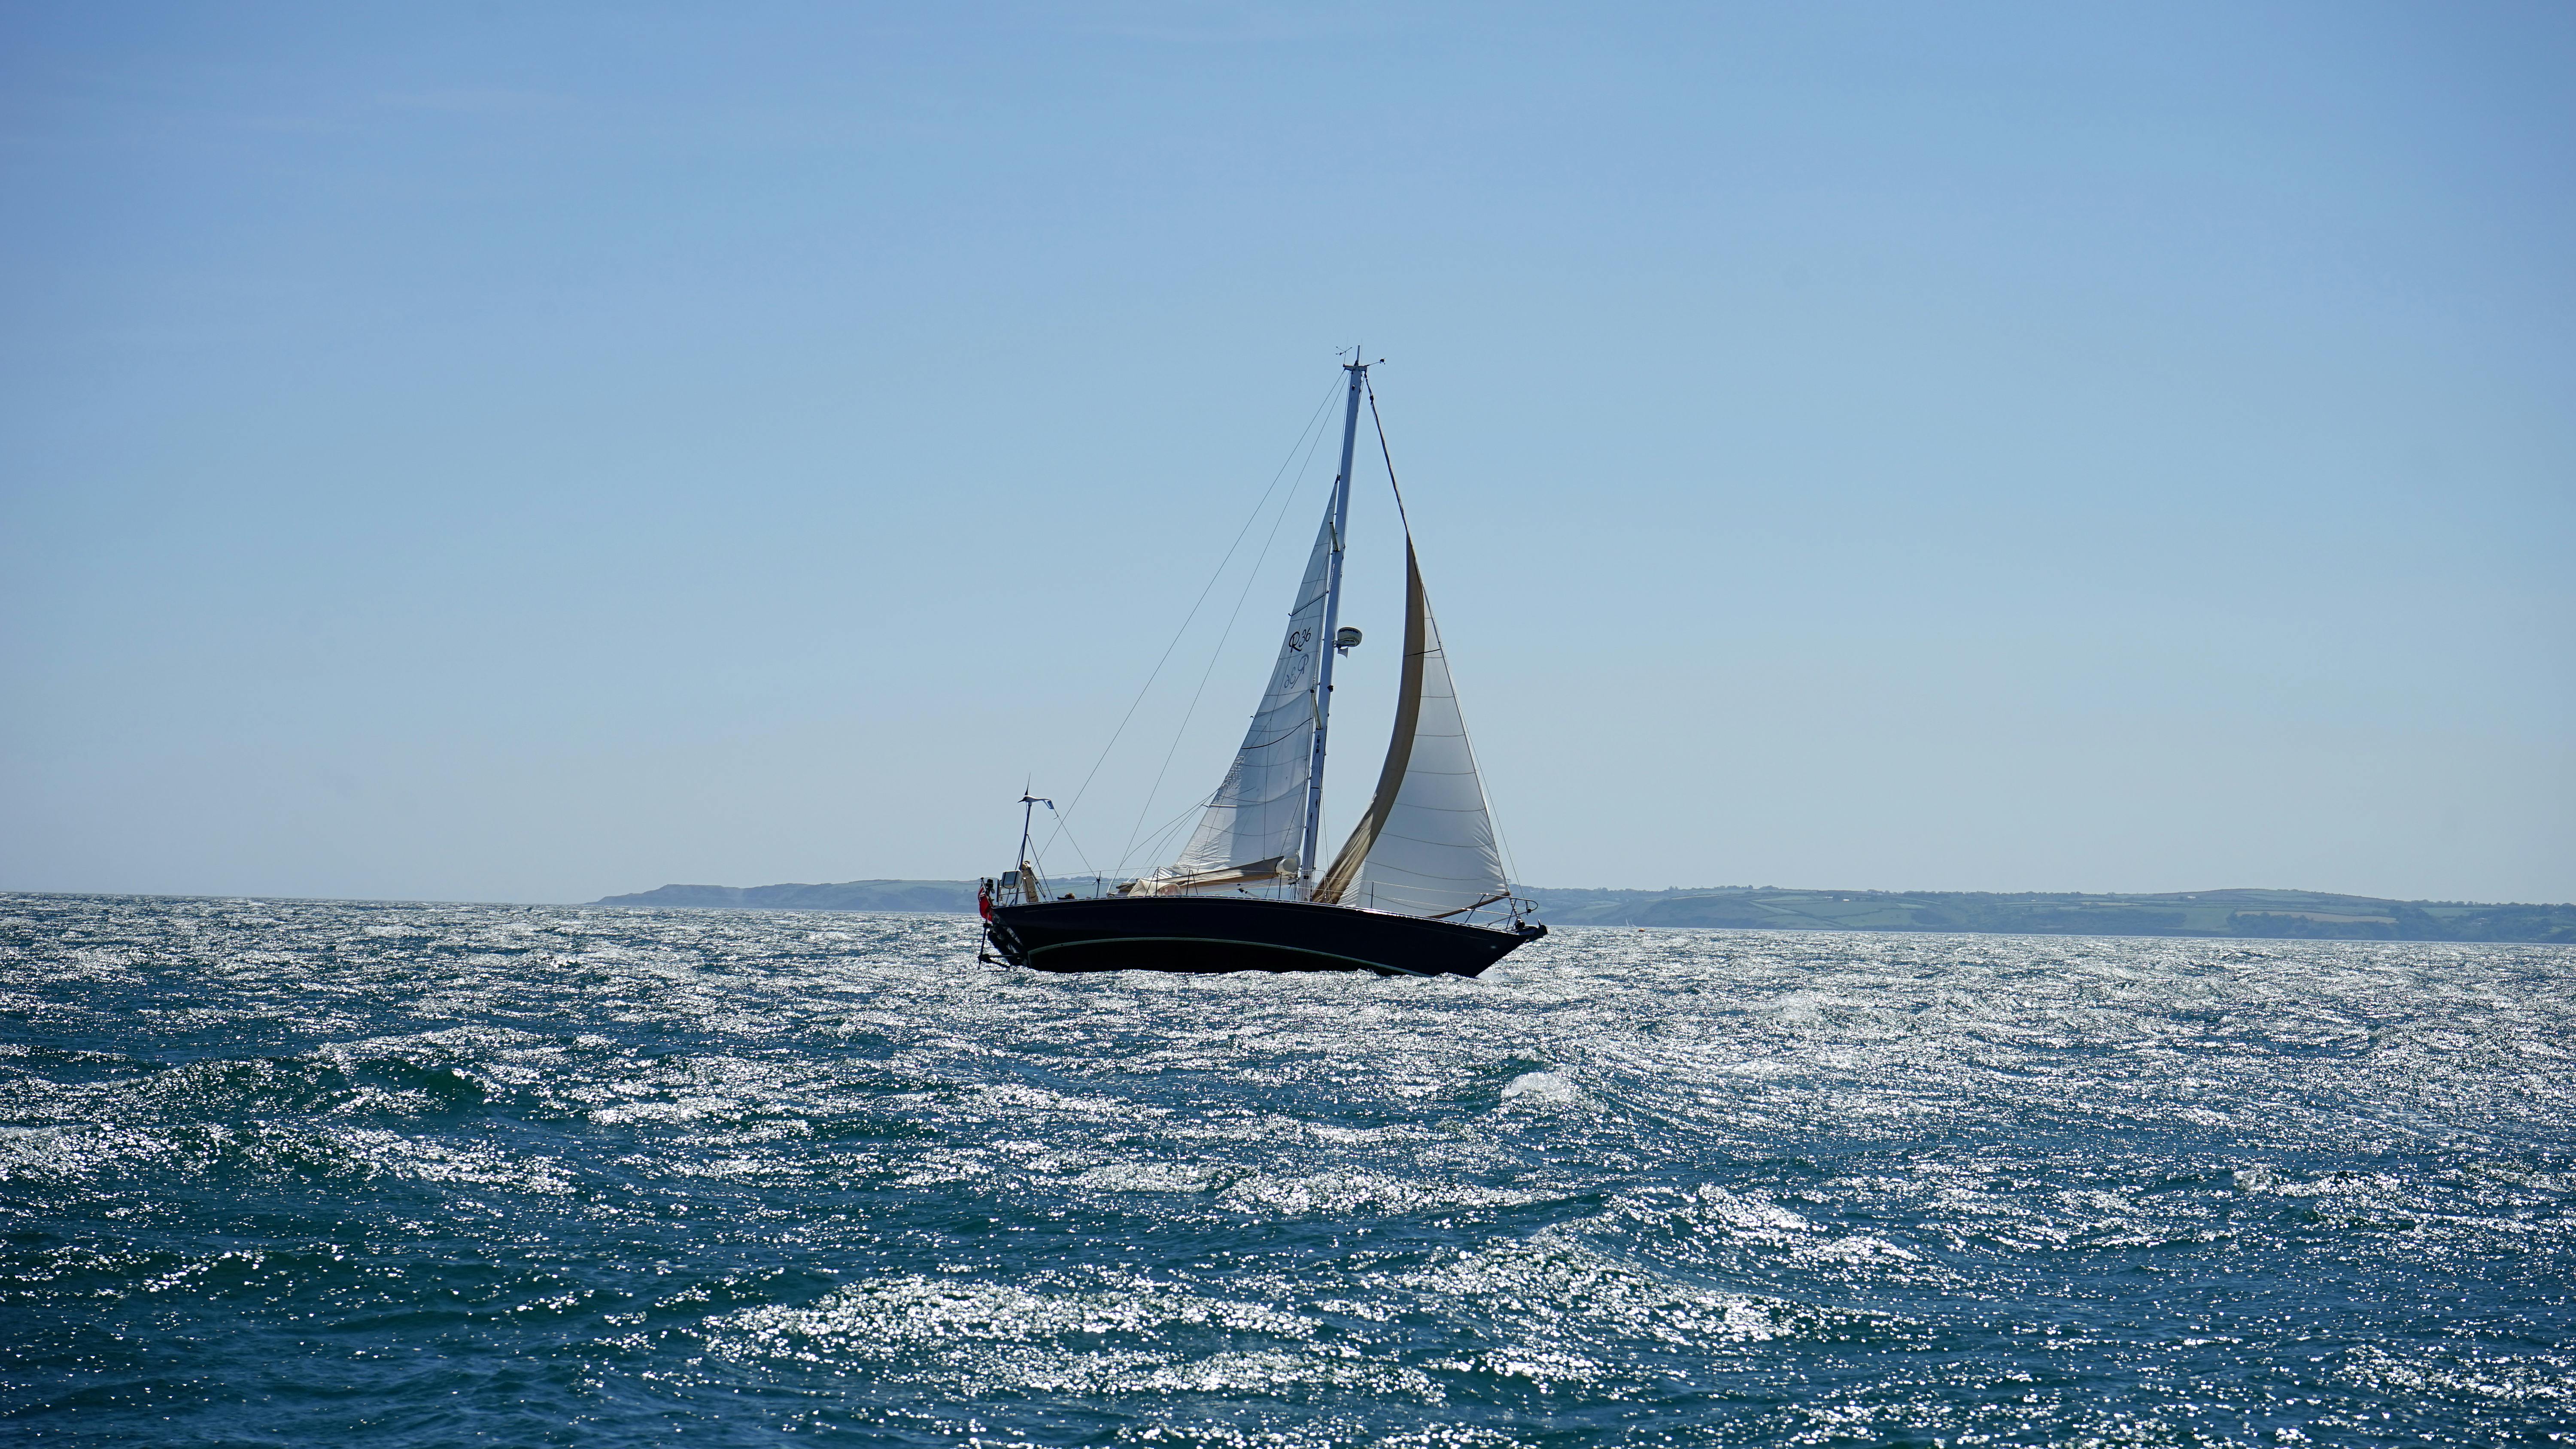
[1152,506,1337,885]
[1314,540,1509,917]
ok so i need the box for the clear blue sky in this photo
[4,2,2570,905]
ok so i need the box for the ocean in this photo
[2,893,2567,1446]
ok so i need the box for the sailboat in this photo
[980,358,1546,978]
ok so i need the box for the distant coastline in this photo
[593,881,2576,944]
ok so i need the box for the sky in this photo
[3,1,2570,906]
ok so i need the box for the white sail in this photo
[1153,503,1337,885]
[1315,541,1509,917]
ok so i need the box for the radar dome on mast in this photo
[1334,627,1363,654]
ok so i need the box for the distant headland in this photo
[592,881,2575,944]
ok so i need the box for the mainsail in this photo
[1314,540,1509,917]
[1154,505,1338,884]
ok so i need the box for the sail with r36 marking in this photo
[1314,540,1509,918]
[1151,505,1339,886]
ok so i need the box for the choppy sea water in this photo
[2,894,2570,1447]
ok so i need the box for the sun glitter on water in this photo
[2,892,2569,1446]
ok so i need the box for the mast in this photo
[1300,355,1366,887]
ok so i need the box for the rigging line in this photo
[1365,376,1412,538]
[1367,376,1526,894]
[1117,412,1337,874]
[1048,813,1102,880]
[1024,809,1099,896]
[1119,783,1242,888]
[1029,774,1098,878]
[1123,795,1214,874]
[1037,376,1343,861]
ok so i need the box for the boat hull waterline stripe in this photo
[1025,937,1436,976]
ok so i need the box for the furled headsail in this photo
[1313,540,1509,918]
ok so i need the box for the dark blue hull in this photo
[985,895,1540,978]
